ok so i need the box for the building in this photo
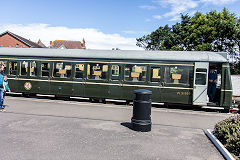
[0,31,43,48]
[50,39,86,49]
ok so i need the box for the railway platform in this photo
[0,95,232,160]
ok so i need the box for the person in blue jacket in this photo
[208,68,217,102]
[0,64,5,110]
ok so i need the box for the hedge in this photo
[213,114,240,159]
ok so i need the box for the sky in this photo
[0,0,239,50]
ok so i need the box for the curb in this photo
[205,129,235,160]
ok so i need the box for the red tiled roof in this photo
[0,31,43,48]
[51,40,85,49]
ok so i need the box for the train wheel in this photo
[55,95,70,100]
[222,108,230,113]
[126,100,132,105]
[89,98,105,103]
[89,98,96,103]
[30,93,36,97]
[99,99,106,104]
[22,93,30,97]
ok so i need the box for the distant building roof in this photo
[50,39,86,49]
[0,31,43,48]
[37,39,46,48]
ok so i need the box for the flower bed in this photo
[213,114,240,159]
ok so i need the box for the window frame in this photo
[19,61,29,77]
[163,65,194,87]
[195,68,207,85]
[52,61,73,79]
[87,62,109,81]
[30,61,38,77]
[74,63,85,79]
[110,64,121,81]
[9,61,18,76]
[41,62,51,78]
[123,64,148,83]
[150,66,163,83]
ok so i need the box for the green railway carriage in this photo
[0,48,232,109]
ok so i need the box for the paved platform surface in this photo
[0,95,232,160]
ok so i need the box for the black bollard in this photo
[131,89,152,132]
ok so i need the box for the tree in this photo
[230,62,240,74]
[136,8,240,74]
[136,25,175,50]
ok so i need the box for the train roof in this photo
[0,48,228,63]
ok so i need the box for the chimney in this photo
[82,38,85,48]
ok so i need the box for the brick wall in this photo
[0,34,29,48]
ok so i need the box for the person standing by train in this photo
[3,75,10,99]
[0,64,5,111]
[208,68,217,102]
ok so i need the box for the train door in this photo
[50,61,73,96]
[122,64,148,100]
[39,61,51,94]
[108,64,123,100]
[84,62,109,99]
[148,65,162,102]
[72,63,85,97]
[8,60,19,92]
[193,62,209,105]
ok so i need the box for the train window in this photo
[9,61,18,76]
[164,66,193,84]
[0,61,7,67]
[0,61,7,73]
[195,68,207,85]
[75,64,84,79]
[111,65,121,81]
[124,64,147,82]
[151,67,161,82]
[87,63,108,80]
[0,61,7,74]
[20,61,28,76]
[41,63,50,77]
[30,61,37,77]
[196,68,207,72]
[53,62,72,78]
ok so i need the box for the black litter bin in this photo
[131,89,152,132]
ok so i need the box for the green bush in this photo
[226,130,240,157]
[213,114,240,158]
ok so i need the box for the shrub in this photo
[226,130,240,157]
[213,114,240,158]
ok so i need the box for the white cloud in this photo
[152,0,237,21]
[153,15,162,20]
[168,16,181,21]
[139,5,156,10]
[199,0,237,5]
[189,10,197,16]
[161,0,198,18]
[0,24,142,50]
